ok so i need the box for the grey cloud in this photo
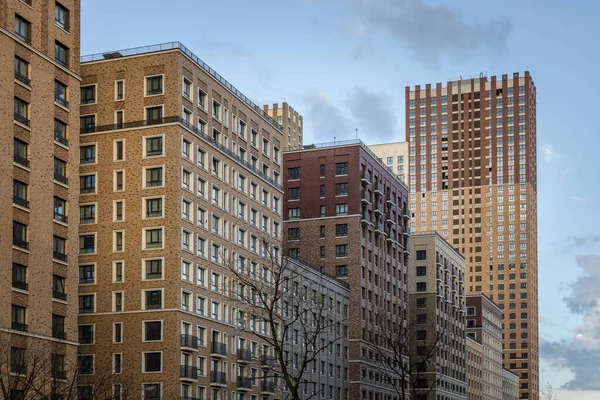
[564,235,600,251]
[541,255,600,390]
[299,89,354,145]
[345,87,399,143]
[348,0,511,66]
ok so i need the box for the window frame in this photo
[144,74,164,97]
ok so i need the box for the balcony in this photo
[53,290,67,301]
[261,355,276,368]
[211,341,227,357]
[55,96,69,108]
[374,224,384,235]
[374,204,383,216]
[385,194,395,206]
[261,381,276,394]
[54,212,68,224]
[237,348,253,363]
[403,244,411,255]
[360,190,371,205]
[12,322,28,332]
[12,279,28,291]
[403,228,412,237]
[237,377,252,390]
[210,371,227,385]
[53,251,68,262]
[54,133,69,146]
[374,183,383,196]
[14,71,30,86]
[14,154,30,168]
[180,365,199,380]
[181,334,198,349]
[360,170,370,185]
[14,113,30,127]
[386,215,394,225]
[54,173,68,185]
[13,195,29,208]
[361,213,370,226]
[13,237,29,251]
[403,208,411,219]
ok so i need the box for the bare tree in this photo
[540,382,558,400]
[367,310,445,400]
[0,336,135,400]
[222,238,348,400]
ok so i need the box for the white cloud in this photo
[572,197,587,202]
[541,142,563,162]
[556,390,600,400]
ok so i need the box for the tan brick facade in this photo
[78,44,287,399]
[0,0,81,396]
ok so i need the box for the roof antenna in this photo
[356,128,358,141]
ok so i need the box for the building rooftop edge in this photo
[406,71,532,91]
[466,292,503,313]
[80,41,283,133]
[411,231,465,261]
[285,256,350,291]
[284,139,408,191]
[502,368,520,378]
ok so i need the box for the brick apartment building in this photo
[406,73,539,399]
[283,140,411,400]
[1,0,81,395]
[263,103,303,150]
[76,41,289,399]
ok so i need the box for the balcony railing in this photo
[55,96,69,108]
[211,342,227,356]
[181,334,198,349]
[261,355,276,368]
[237,348,253,362]
[80,186,95,194]
[13,195,29,208]
[14,71,30,86]
[210,371,227,385]
[261,381,276,393]
[12,279,28,291]
[54,133,69,146]
[13,238,29,250]
[180,365,198,379]
[13,154,30,168]
[54,213,68,224]
[53,251,68,262]
[14,113,30,127]
[237,377,252,390]
[53,290,67,301]
[12,322,28,332]
[54,173,68,185]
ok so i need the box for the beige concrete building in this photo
[466,337,484,400]
[502,368,519,400]
[466,294,504,400]
[1,0,81,396]
[263,102,302,149]
[409,232,466,400]
[406,73,538,399]
[77,41,287,399]
[368,141,408,183]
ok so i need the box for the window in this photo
[80,115,95,133]
[146,136,163,157]
[181,260,191,281]
[416,250,427,260]
[14,56,29,85]
[12,305,26,331]
[54,41,69,66]
[13,139,29,168]
[288,167,300,180]
[182,199,191,220]
[13,180,28,208]
[145,197,163,218]
[80,85,96,104]
[78,295,95,314]
[288,208,300,220]
[80,144,96,164]
[80,174,96,194]
[416,282,427,292]
[335,204,348,216]
[15,15,31,43]
[55,2,70,30]
[115,80,124,100]
[52,196,67,223]
[114,231,124,252]
[52,236,66,261]
[198,90,206,109]
[212,100,221,121]
[80,204,95,224]
[336,265,348,276]
[288,187,300,200]
[145,167,163,187]
[145,290,163,310]
[183,78,192,98]
[335,245,348,257]
[114,200,124,222]
[12,263,27,291]
[182,169,191,190]
[335,162,348,175]
[14,97,29,125]
[182,291,190,311]
[146,75,163,96]
[144,321,162,341]
[197,267,206,287]
[13,221,28,249]
[54,119,67,145]
[54,80,68,106]
[144,352,162,372]
[78,265,95,285]
[182,230,191,251]
[78,325,94,344]
[335,183,348,196]
[79,234,95,254]
[288,227,300,241]
[416,266,426,276]
[335,224,348,237]
[145,107,163,125]
[145,259,163,280]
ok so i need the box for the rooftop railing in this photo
[81,42,283,133]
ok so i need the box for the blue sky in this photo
[82,0,600,396]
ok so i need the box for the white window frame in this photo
[113,199,125,222]
[142,351,164,373]
[142,226,164,250]
[113,260,125,283]
[142,257,165,281]
[112,291,124,312]
[79,202,97,225]
[113,230,125,253]
[113,169,125,192]
[142,134,165,159]
[182,229,193,253]
[142,165,165,189]
[142,320,163,343]
[113,138,125,162]
[182,76,193,100]
[80,172,98,195]
[141,289,164,311]
[142,195,164,220]
[114,80,125,101]
[144,74,165,97]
